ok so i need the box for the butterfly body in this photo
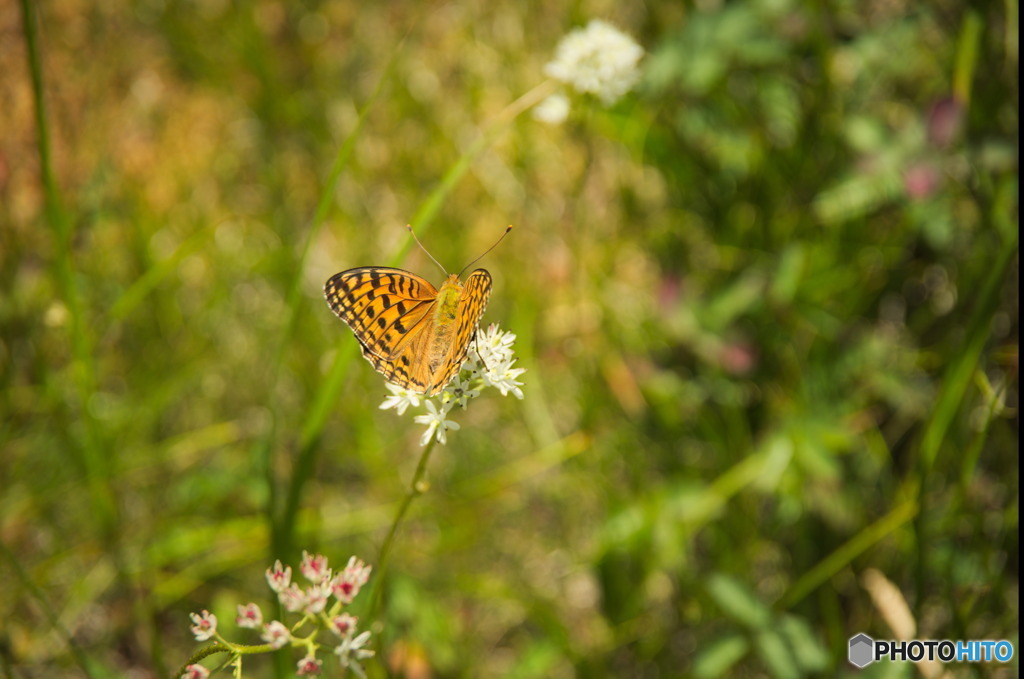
[325,267,492,395]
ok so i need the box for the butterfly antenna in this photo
[458,225,513,277]
[406,224,448,275]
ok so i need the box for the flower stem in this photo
[173,640,282,678]
[173,643,232,679]
[369,437,439,621]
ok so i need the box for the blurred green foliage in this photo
[1,0,1017,677]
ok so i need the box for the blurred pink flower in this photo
[904,163,941,200]
[720,341,757,376]
[657,274,682,313]
[927,96,964,149]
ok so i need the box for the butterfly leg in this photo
[472,330,492,374]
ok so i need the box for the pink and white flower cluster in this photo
[183,551,375,678]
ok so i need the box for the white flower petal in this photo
[533,92,571,124]
[545,20,644,105]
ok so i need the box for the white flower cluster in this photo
[535,19,644,124]
[380,324,525,446]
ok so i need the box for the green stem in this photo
[19,0,118,535]
[173,640,282,679]
[368,437,439,622]
[776,500,919,609]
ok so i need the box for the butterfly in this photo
[324,226,511,396]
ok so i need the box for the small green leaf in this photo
[706,574,771,628]
[779,615,829,672]
[755,628,800,679]
[693,634,750,678]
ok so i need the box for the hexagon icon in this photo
[849,633,875,668]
